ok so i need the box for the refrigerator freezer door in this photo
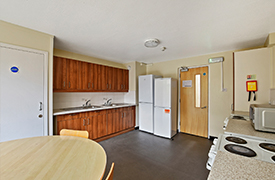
[154,107,171,138]
[139,103,154,133]
[139,75,153,103]
[155,78,171,108]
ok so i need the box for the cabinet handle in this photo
[121,112,123,118]
[110,84,111,89]
[121,84,123,89]
[69,82,71,88]
[107,83,108,89]
[88,82,90,88]
[83,119,85,126]
[87,118,90,125]
[124,85,125,89]
[63,81,66,87]
[92,83,94,89]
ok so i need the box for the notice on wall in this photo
[182,80,192,87]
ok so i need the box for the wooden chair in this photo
[60,129,89,139]
[105,162,115,180]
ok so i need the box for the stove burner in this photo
[224,144,257,157]
[259,143,275,153]
[272,156,275,163]
[225,136,247,144]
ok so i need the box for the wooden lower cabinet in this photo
[56,106,136,142]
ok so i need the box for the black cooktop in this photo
[225,136,247,144]
[259,143,275,153]
[224,144,257,157]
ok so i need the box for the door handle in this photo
[39,102,42,111]
[201,106,207,109]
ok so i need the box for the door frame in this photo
[0,42,49,136]
[177,65,210,138]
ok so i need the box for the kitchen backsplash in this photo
[53,91,136,109]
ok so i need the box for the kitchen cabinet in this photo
[53,56,67,90]
[56,106,135,141]
[53,56,129,92]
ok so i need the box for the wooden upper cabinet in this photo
[117,68,123,91]
[101,65,107,91]
[88,63,94,90]
[67,59,78,90]
[53,56,67,90]
[53,56,129,92]
[123,69,129,92]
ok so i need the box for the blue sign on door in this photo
[11,66,19,73]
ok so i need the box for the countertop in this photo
[225,118,275,140]
[208,117,275,180]
[53,103,136,116]
[207,151,275,180]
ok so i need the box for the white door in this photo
[0,43,47,142]
[154,107,171,138]
[139,103,154,133]
[139,75,153,103]
[154,78,171,108]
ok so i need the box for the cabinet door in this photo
[67,59,78,90]
[106,66,114,91]
[107,109,115,135]
[93,64,99,90]
[88,63,94,90]
[101,65,107,90]
[97,110,107,137]
[124,69,129,92]
[117,69,123,91]
[79,61,89,90]
[53,56,67,90]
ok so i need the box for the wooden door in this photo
[180,67,208,138]
[53,56,67,90]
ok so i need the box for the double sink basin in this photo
[61,103,128,111]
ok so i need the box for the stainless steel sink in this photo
[102,103,128,107]
[61,105,102,111]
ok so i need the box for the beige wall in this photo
[234,48,271,111]
[0,20,54,135]
[54,48,125,69]
[146,51,234,137]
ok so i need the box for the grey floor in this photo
[99,130,213,180]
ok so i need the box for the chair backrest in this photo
[105,163,115,180]
[60,129,89,139]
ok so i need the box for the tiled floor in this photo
[99,130,213,180]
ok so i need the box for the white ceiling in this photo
[1,0,275,64]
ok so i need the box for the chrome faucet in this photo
[83,99,91,107]
[104,98,112,106]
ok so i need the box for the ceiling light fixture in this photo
[144,38,160,48]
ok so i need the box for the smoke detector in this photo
[144,39,160,48]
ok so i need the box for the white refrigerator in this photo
[138,74,162,133]
[154,78,178,138]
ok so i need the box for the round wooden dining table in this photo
[0,136,106,180]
